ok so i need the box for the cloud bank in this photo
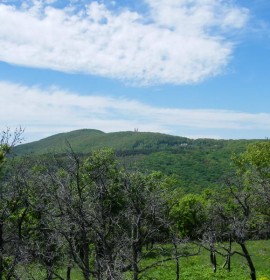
[0,0,248,85]
[1,81,269,141]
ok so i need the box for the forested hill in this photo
[14,129,192,155]
[13,129,260,192]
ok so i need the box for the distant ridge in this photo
[13,129,190,155]
[13,129,260,192]
[14,129,105,155]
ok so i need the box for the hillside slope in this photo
[14,129,192,155]
[13,129,260,192]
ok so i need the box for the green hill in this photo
[13,129,105,155]
[14,129,192,155]
[13,129,260,192]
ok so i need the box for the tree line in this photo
[0,129,269,280]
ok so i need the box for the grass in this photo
[17,240,270,279]
[135,240,270,280]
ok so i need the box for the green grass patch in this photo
[18,240,270,279]
[127,240,270,280]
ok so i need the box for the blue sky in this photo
[0,0,270,142]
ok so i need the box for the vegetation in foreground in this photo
[0,128,270,280]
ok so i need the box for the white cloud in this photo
[0,0,248,85]
[1,81,269,141]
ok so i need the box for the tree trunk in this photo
[82,242,90,280]
[66,265,72,280]
[47,266,53,280]
[132,242,139,280]
[227,235,232,272]
[0,220,4,280]
[175,257,180,280]
[239,242,256,280]
[173,241,180,280]
[95,241,103,280]
[83,268,90,280]
[210,249,216,273]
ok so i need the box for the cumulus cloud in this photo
[0,0,248,85]
[1,81,269,141]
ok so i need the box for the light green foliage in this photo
[0,150,4,163]
[82,148,125,215]
[0,144,10,165]
[170,194,207,238]
[232,141,270,218]
[0,127,23,175]
[233,141,270,179]
[84,147,119,178]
